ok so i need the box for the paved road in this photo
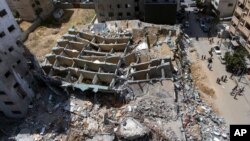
[185,7,250,124]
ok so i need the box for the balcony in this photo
[229,26,236,34]
[238,24,250,37]
[232,16,239,25]
[245,16,250,25]
[235,6,243,15]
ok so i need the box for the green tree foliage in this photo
[224,46,248,75]
[196,0,204,9]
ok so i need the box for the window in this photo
[25,71,29,76]
[16,84,27,99]
[118,12,123,17]
[0,58,2,63]
[17,60,21,64]
[127,12,131,17]
[246,23,250,31]
[125,4,131,8]
[108,12,114,17]
[99,13,105,17]
[228,3,233,7]
[12,111,22,114]
[16,40,21,46]
[0,91,6,95]
[8,47,14,52]
[35,0,40,5]
[13,82,19,88]
[5,71,11,78]
[0,31,5,38]
[135,6,139,11]
[8,25,15,32]
[117,4,121,8]
[0,9,7,17]
[4,101,14,105]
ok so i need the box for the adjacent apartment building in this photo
[7,0,54,21]
[94,0,177,25]
[211,0,237,18]
[0,0,35,118]
[229,0,250,50]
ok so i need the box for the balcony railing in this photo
[229,25,236,34]
[238,24,250,37]
[245,15,250,25]
[235,6,243,15]
[232,16,239,25]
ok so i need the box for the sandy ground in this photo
[24,9,95,61]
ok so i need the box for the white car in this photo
[212,46,221,55]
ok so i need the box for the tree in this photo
[196,0,204,9]
[224,46,247,75]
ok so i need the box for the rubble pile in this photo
[175,34,229,141]
[132,98,177,121]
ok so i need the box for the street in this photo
[183,2,250,124]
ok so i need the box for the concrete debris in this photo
[175,35,229,141]
[86,134,115,141]
[135,42,148,51]
[133,98,177,120]
[15,129,33,141]
[116,117,150,140]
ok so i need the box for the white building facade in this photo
[0,0,34,118]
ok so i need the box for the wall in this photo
[6,0,37,21]
[94,0,144,22]
[0,0,22,47]
[0,0,34,118]
[6,0,54,22]
[0,44,34,118]
[144,2,177,25]
[211,0,237,18]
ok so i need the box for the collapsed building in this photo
[41,20,176,95]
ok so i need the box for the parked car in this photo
[219,56,226,64]
[212,46,222,55]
